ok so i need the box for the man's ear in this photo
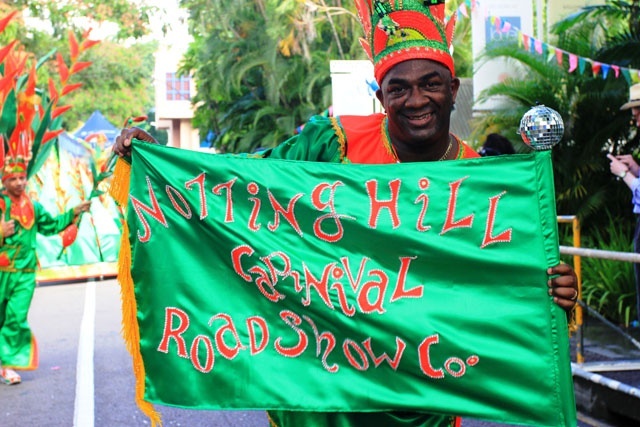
[375,88,384,106]
[451,77,461,102]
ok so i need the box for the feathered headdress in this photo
[354,0,456,83]
[0,11,99,182]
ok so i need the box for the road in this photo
[0,279,608,427]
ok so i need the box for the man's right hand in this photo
[1,218,15,238]
[113,127,158,157]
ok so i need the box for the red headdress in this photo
[354,0,456,83]
[0,63,37,182]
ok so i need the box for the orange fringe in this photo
[109,157,162,426]
[109,158,131,207]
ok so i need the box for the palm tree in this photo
[475,0,640,230]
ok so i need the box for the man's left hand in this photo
[547,263,578,312]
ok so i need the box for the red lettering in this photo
[304,315,339,373]
[185,172,207,219]
[301,262,335,308]
[415,195,431,232]
[262,251,301,292]
[190,335,214,373]
[366,179,401,228]
[330,280,356,317]
[311,182,352,243]
[248,182,261,232]
[212,178,237,222]
[210,313,246,360]
[230,245,255,282]
[275,310,308,357]
[481,191,512,248]
[157,307,189,357]
[417,334,444,378]
[130,176,168,243]
[343,339,369,371]
[390,256,424,302]
[267,191,303,236]
[356,269,387,314]
[441,177,474,235]
[341,256,369,292]
[166,185,192,219]
[246,316,269,355]
[248,265,285,302]
[362,337,406,370]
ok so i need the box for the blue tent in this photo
[58,131,91,158]
[73,110,119,147]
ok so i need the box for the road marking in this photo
[74,281,96,427]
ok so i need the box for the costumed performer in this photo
[113,0,579,425]
[0,136,91,385]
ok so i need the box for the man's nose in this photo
[405,88,428,108]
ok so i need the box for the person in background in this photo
[0,146,91,386]
[478,133,516,156]
[607,82,640,326]
[113,0,579,425]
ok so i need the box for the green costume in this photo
[0,192,77,370]
[251,113,477,427]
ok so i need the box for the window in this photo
[166,72,191,100]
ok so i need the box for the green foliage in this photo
[478,0,640,324]
[447,0,473,78]
[62,40,157,129]
[11,0,161,40]
[474,0,640,236]
[180,0,365,154]
[3,3,160,136]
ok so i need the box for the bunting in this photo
[456,2,640,85]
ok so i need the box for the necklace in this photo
[439,137,454,161]
[381,117,459,162]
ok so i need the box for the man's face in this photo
[631,106,640,128]
[3,175,27,198]
[376,59,460,150]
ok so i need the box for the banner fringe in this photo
[111,158,162,426]
[109,158,131,206]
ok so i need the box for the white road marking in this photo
[74,281,96,427]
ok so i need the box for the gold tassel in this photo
[114,165,162,426]
[109,158,131,207]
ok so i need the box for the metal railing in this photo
[557,215,640,365]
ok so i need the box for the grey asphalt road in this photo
[0,279,604,427]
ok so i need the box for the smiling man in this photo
[113,1,578,426]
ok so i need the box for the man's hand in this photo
[1,218,15,238]
[113,127,157,157]
[547,263,578,312]
[615,154,640,176]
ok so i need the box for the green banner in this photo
[123,142,575,426]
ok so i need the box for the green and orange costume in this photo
[252,113,478,427]
[0,192,78,370]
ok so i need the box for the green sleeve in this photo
[233,115,343,162]
[35,202,75,236]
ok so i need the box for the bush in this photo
[560,213,637,327]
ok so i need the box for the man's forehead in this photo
[383,59,450,81]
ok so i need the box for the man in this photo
[114,0,578,425]
[0,159,91,385]
[607,82,640,326]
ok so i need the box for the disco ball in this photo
[518,105,564,151]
